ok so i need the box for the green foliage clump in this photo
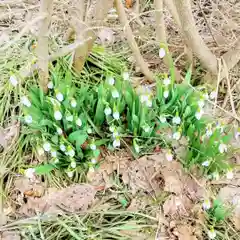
[21,60,234,178]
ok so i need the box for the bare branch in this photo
[73,0,113,73]
[163,0,181,28]
[115,0,154,82]
[36,0,53,93]
[173,0,218,75]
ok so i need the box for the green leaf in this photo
[124,90,133,110]
[93,149,100,157]
[35,164,55,175]
[51,135,59,144]
[68,130,88,145]
[94,98,105,125]
[184,65,192,84]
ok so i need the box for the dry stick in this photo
[36,0,53,93]
[154,0,181,82]
[213,58,221,115]
[0,15,46,51]
[115,0,154,82]
[222,59,237,117]
[73,0,113,73]
[173,0,218,76]
[163,0,193,64]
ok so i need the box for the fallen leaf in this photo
[126,0,133,9]
[98,28,114,44]
[177,225,198,240]
[163,195,193,217]
[1,231,21,240]
[0,122,20,150]
[19,184,96,216]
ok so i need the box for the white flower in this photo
[165,150,173,161]
[60,144,66,152]
[9,75,18,87]
[140,94,149,103]
[210,91,217,100]
[195,109,203,120]
[206,128,213,137]
[56,92,64,102]
[163,90,169,98]
[57,128,63,135]
[203,93,209,100]
[219,143,227,154]
[47,81,54,89]
[90,143,96,150]
[37,147,44,156]
[109,125,116,132]
[226,169,233,179]
[87,128,92,134]
[25,168,35,179]
[43,142,51,152]
[208,229,216,239]
[25,115,32,124]
[54,110,62,120]
[54,158,59,164]
[159,115,166,123]
[89,166,95,173]
[107,76,115,85]
[70,161,76,169]
[159,48,166,58]
[173,131,181,140]
[113,138,120,148]
[198,99,205,108]
[133,141,140,153]
[143,124,150,133]
[172,116,181,125]
[146,98,152,107]
[112,130,119,138]
[202,199,211,210]
[202,160,210,167]
[67,171,74,178]
[212,172,220,180]
[104,107,112,116]
[76,118,82,127]
[66,115,73,122]
[91,158,97,164]
[21,96,31,107]
[112,89,120,98]
[235,130,240,140]
[51,151,57,158]
[122,72,129,81]
[68,149,75,157]
[70,99,77,108]
[113,111,120,120]
[163,78,171,86]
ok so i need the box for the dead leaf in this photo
[1,231,21,240]
[126,0,133,9]
[0,122,20,150]
[19,184,96,216]
[98,28,114,44]
[218,186,240,230]
[163,195,193,217]
[177,225,198,240]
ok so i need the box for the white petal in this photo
[163,90,169,98]
[113,139,120,148]
[56,92,64,102]
[210,91,217,100]
[21,96,31,107]
[54,111,62,120]
[25,168,35,179]
[104,107,112,116]
[25,115,32,124]
[159,115,166,123]
[57,128,63,135]
[165,152,173,161]
[9,75,18,87]
[67,171,74,178]
[159,48,166,58]
[173,116,181,125]
[202,161,210,167]
[47,81,54,89]
[113,111,120,120]
[91,158,97,164]
[66,115,73,122]
[163,78,170,86]
[71,161,76,169]
[226,170,233,179]
[51,151,57,157]
[107,76,115,85]
[90,144,96,150]
[122,72,130,81]
[71,99,77,108]
[112,90,119,98]
[202,199,211,210]
[76,118,82,127]
[43,142,51,152]
[60,144,66,152]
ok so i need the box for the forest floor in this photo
[0,0,240,239]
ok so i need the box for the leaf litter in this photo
[12,177,96,217]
